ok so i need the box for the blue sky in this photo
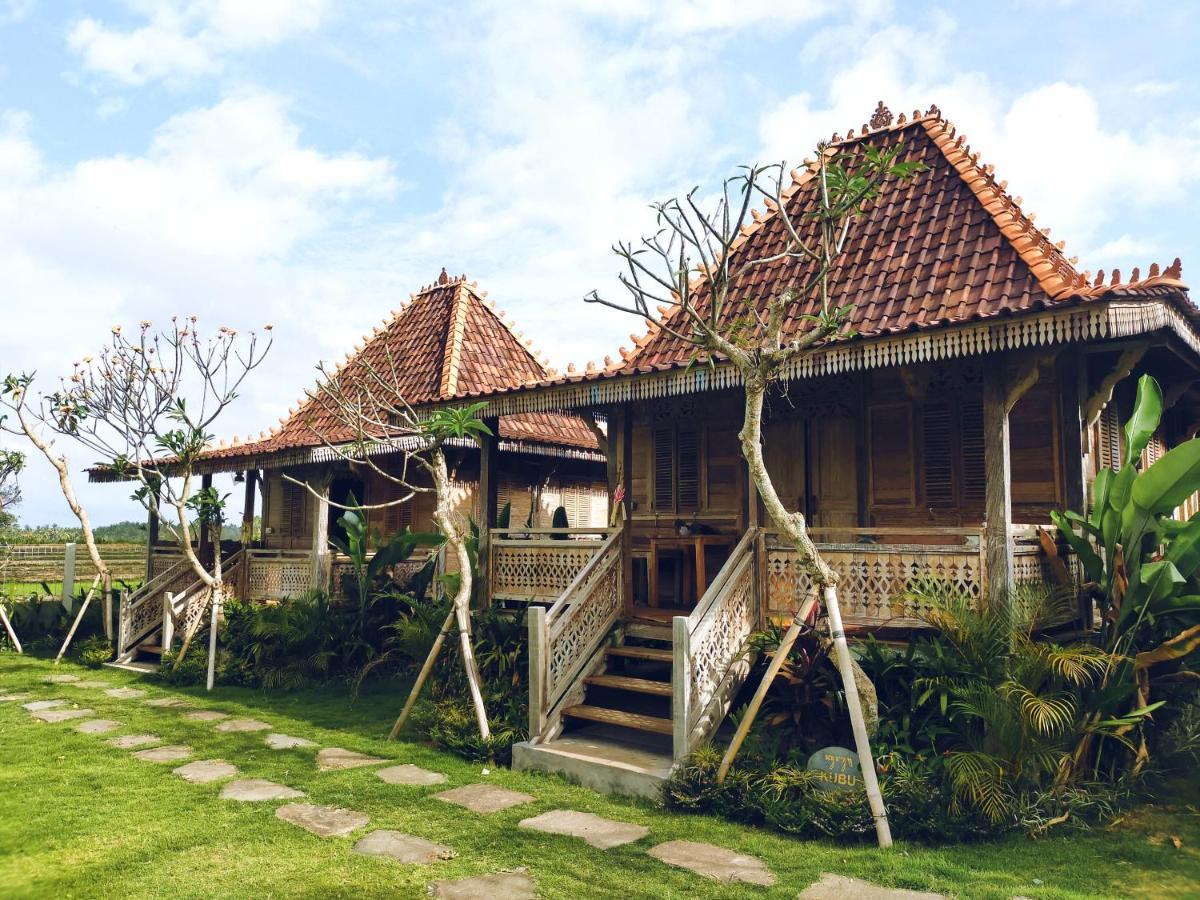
[1,0,1198,526]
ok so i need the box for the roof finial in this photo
[437,267,449,285]
[870,100,893,129]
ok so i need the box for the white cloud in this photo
[67,0,328,85]
[0,90,394,523]
[0,0,35,27]
[757,17,1200,267]
[1131,80,1179,97]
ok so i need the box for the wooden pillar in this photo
[61,542,77,612]
[1058,352,1087,514]
[238,471,257,599]
[620,404,634,614]
[311,475,331,593]
[477,419,499,607]
[982,364,1014,613]
[144,485,160,582]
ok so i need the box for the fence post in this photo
[672,615,691,761]
[162,592,176,651]
[116,589,130,657]
[62,542,77,611]
[527,605,548,741]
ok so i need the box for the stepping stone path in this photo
[32,707,94,723]
[173,760,239,784]
[144,697,187,708]
[133,745,193,763]
[434,784,535,815]
[376,764,447,786]
[798,873,948,900]
[74,680,113,689]
[648,840,775,886]
[316,747,386,771]
[105,687,146,700]
[220,779,304,802]
[429,869,537,900]
[265,733,315,750]
[109,734,161,749]
[214,718,271,733]
[518,810,648,850]
[23,699,66,711]
[353,830,454,863]
[0,693,31,702]
[45,673,80,683]
[185,710,228,722]
[76,719,122,735]
[275,803,368,837]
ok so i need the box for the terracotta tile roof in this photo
[198,270,598,462]
[617,106,1188,371]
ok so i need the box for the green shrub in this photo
[74,635,113,668]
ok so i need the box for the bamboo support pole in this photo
[205,587,222,691]
[54,573,102,663]
[717,590,818,782]
[825,584,892,848]
[388,608,455,740]
[0,603,22,653]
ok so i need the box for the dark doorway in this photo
[328,476,366,546]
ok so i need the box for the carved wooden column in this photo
[310,474,331,593]
[238,470,258,598]
[199,473,215,570]
[1058,351,1087,514]
[144,482,160,582]
[982,364,1013,614]
[477,418,500,608]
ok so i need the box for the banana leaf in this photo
[1119,559,1185,628]
[1131,439,1200,515]
[1123,375,1162,468]
[1050,510,1103,584]
[1166,517,1200,577]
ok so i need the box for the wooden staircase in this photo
[560,629,676,739]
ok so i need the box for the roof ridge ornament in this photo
[870,101,893,129]
[437,267,449,285]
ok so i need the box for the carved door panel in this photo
[811,415,858,527]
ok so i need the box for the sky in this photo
[1,0,1198,527]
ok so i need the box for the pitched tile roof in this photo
[198,270,598,462]
[617,106,1188,371]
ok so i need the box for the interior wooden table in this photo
[647,534,736,609]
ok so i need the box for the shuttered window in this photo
[869,403,916,506]
[1098,403,1123,472]
[653,425,701,513]
[922,401,955,507]
[960,394,986,505]
[383,499,413,536]
[281,480,307,537]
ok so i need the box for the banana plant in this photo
[1052,374,1200,779]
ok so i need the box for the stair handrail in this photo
[673,526,760,760]
[529,524,625,741]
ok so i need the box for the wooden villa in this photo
[98,103,1200,799]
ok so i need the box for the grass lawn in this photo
[0,655,1197,899]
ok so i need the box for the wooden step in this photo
[139,644,164,656]
[584,674,672,696]
[605,645,672,663]
[562,704,673,735]
[623,622,673,642]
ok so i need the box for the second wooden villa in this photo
[103,103,1200,798]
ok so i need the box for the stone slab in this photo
[517,809,648,849]
[185,710,229,722]
[648,840,775,886]
[109,734,161,749]
[376,764,447,786]
[265,733,316,750]
[45,673,80,683]
[275,803,368,837]
[352,829,454,863]
[433,784,535,815]
[105,687,147,699]
[798,874,949,900]
[74,680,113,689]
[0,693,32,702]
[220,779,305,802]
[144,697,187,708]
[428,869,537,900]
[316,747,386,771]
[133,745,193,763]
[76,719,122,734]
[32,707,94,723]
[173,759,239,784]
[23,699,67,711]
[214,718,271,733]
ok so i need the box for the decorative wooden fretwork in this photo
[245,551,314,601]
[118,554,197,655]
[490,537,605,602]
[544,533,624,709]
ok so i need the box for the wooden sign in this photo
[806,746,863,792]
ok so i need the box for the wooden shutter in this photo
[869,403,916,506]
[1098,403,1122,472]
[653,426,675,511]
[960,394,986,505]
[922,401,955,507]
[281,480,307,537]
[383,499,412,536]
[676,427,700,512]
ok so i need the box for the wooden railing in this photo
[244,549,314,601]
[527,527,624,741]
[117,553,197,657]
[490,527,613,604]
[673,528,759,760]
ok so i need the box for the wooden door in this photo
[762,419,806,515]
[811,415,859,527]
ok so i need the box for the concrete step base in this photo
[512,733,674,801]
[103,660,157,674]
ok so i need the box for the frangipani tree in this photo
[6,319,272,687]
[290,352,495,741]
[586,141,925,847]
